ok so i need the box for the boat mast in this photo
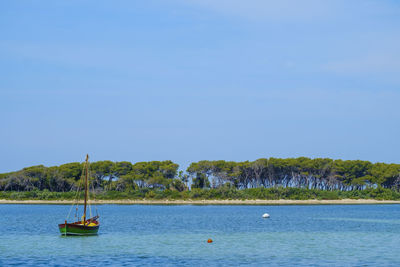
[83,154,89,225]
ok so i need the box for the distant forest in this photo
[1,157,400,193]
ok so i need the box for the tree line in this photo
[188,158,400,191]
[1,157,400,193]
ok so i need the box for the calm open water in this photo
[1,204,400,266]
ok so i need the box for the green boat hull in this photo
[59,223,99,236]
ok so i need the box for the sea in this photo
[0,204,400,266]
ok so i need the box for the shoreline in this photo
[1,199,400,205]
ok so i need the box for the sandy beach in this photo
[0,199,399,205]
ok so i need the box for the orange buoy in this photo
[207,238,213,243]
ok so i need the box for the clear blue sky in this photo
[1,0,399,172]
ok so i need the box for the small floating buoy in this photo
[262,213,270,218]
[207,238,213,243]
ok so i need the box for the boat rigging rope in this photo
[66,183,81,221]
[91,174,99,217]
[66,164,84,221]
[88,189,92,220]
[64,157,99,223]
[87,161,93,220]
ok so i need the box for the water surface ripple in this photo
[1,204,399,266]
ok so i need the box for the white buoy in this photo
[262,213,270,218]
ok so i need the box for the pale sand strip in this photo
[0,199,400,205]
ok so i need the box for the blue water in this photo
[1,204,400,266]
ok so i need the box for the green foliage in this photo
[191,173,210,189]
[1,157,400,201]
[2,187,400,200]
[0,160,179,193]
[187,158,400,191]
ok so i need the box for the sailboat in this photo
[58,154,100,236]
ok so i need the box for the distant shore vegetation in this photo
[1,157,400,200]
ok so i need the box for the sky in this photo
[1,0,400,172]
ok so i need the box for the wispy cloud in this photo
[184,0,399,22]
[321,31,400,84]
[324,54,400,75]
[184,0,338,21]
